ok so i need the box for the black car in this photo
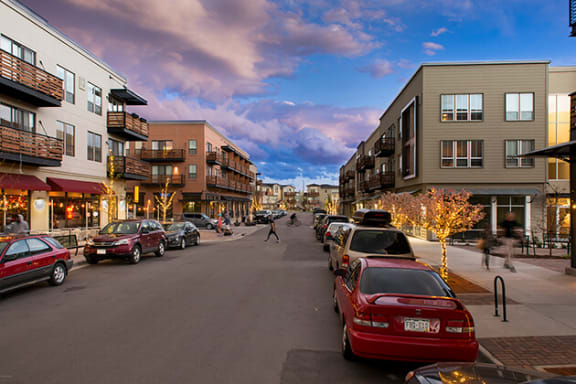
[181,213,216,229]
[313,208,327,215]
[316,215,350,241]
[163,222,200,249]
[254,210,272,224]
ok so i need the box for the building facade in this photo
[125,121,255,220]
[0,0,149,233]
[340,61,550,239]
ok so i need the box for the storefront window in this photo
[496,195,525,229]
[469,195,491,230]
[50,192,100,229]
[546,197,570,238]
[183,201,201,213]
[0,189,30,232]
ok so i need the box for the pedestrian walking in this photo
[499,212,519,272]
[217,214,223,234]
[478,223,494,270]
[264,216,280,243]
[224,211,231,226]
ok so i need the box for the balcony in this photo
[368,172,395,191]
[0,49,62,107]
[344,187,355,196]
[359,180,370,193]
[374,138,395,157]
[140,149,185,162]
[0,125,62,166]
[284,192,297,197]
[108,156,150,180]
[206,176,253,194]
[307,192,320,198]
[107,112,149,141]
[206,152,223,165]
[345,170,355,180]
[356,155,375,172]
[142,174,185,186]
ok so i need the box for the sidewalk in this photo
[411,238,576,371]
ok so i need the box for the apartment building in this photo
[281,185,297,210]
[125,121,255,220]
[260,183,281,210]
[340,61,550,238]
[0,0,149,232]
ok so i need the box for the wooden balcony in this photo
[140,149,185,162]
[368,172,395,191]
[206,152,223,165]
[206,176,253,194]
[359,180,370,193]
[0,125,62,166]
[345,170,355,180]
[284,192,297,197]
[142,174,185,186]
[356,155,375,172]
[344,187,355,196]
[0,49,62,107]
[107,112,149,141]
[221,157,253,178]
[108,156,150,180]
[374,138,395,157]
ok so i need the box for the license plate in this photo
[96,249,106,255]
[404,318,430,332]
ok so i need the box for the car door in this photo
[151,221,164,249]
[28,238,57,279]
[139,221,153,252]
[184,223,194,244]
[0,240,33,290]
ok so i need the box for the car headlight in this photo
[113,239,130,246]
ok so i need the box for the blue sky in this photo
[21,0,574,189]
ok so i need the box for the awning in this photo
[519,140,576,162]
[466,188,541,196]
[181,192,202,201]
[221,195,251,202]
[47,178,106,194]
[109,88,147,106]
[0,173,51,191]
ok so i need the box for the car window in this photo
[101,222,140,234]
[43,237,64,249]
[27,238,52,255]
[0,242,8,255]
[359,268,455,297]
[341,228,352,246]
[328,217,349,224]
[5,240,29,260]
[345,262,361,290]
[349,230,411,255]
[165,223,185,231]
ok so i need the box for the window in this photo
[401,98,416,179]
[152,165,173,175]
[56,66,75,104]
[108,96,124,112]
[505,140,535,168]
[441,94,483,121]
[134,142,143,155]
[548,95,570,180]
[56,121,75,156]
[441,140,483,168]
[188,165,197,179]
[207,142,212,152]
[87,83,102,115]
[152,140,173,150]
[108,139,124,157]
[125,142,130,157]
[5,240,29,260]
[506,93,534,121]
[87,132,102,162]
[189,139,197,155]
[26,238,51,255]
[0,103,35,132]
[1,35,35,65]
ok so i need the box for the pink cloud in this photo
[431,27,448,36]
[358,59,394,78]
[422,41,445,56]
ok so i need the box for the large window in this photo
[87,132,102,162]
[441,94,483,121]
[548,95,570,180]
[0,35,35,65]
[108,139,124,156]
[401,98,416,179]
[189,140,197,155]
[56,66,75,104]
[441,140,483,168]
[152,165,173,175]
[56,121,75,156]
[152,140,173,150]
[188,164,197,179]
[207,142,213,152]
[0,103,35,132]
[506,93,534,121]
[505,140,535,168]
[87,83,102,115]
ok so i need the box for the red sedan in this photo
[333,257,478,362]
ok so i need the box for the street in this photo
[0,213,419,384]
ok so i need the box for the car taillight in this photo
[326,232,331,238]
[323,224,327,230]
[353,312,389,328]
[342,254,349,268]
[446,320,474,333]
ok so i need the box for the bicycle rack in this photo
[494,275,508,322]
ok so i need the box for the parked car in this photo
[84,220,167,265]
[272,210,283,219]
[162,221,200,249]
[405,362,555,384]
[0,234,73,294]
[323,222,354,253]
[254,210,272,224]
[313,213,327,230]
[313,208,327,215]
[316,215,350,241]
[181,213,217,230]
[329,209,413,271]
[334,257,478,362]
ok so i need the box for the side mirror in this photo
[334,269,346,277]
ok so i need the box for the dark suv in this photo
[0,234,73,294]
[181,213,216,229]
[84,220,167,265]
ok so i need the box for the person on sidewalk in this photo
[479,223,495,270]
[12,214,29,234]
[216,214,223,234]
[265,216,280,243]
[499,212,519,272]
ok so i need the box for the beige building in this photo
[0,0,148,233]
[341,61,551,240]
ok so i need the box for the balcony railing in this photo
[359,180,370,192]
[107,112,149,141]
[140,149,185,162]
[206,152,223,164]
[108,156,150,180]
[206,176,253,194]
[0,49,62,106]
[142,174,185,186]
[345,170,355,180]
[0,125,62,166]
[356,155,375,171]
[344,187,355,196]
[368,172,395,190]
[374,138,395,157]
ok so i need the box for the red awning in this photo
[0,173,51,191]
[47,178,106,195]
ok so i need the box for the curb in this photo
[478,344,503,365]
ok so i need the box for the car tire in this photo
[48,262,67,286]
[155,241,166,257]
[129,245,141,264]
[195,235,200,246]
[328,255,334,271]
[206,224,214,230]
[180,237,187,249]
[333,288,338,312]
[85,255,99,265]
[342,323,356,361]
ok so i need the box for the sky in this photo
[20,0,575,189]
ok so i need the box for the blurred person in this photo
[499,212,519,272]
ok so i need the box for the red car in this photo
[0,234,73,294]
[84,219,167,264]
[333,257,478,362]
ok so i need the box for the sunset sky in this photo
[20,0,573,188]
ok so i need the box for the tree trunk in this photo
[440,239,448,281]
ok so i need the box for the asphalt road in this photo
[0,213,422,384]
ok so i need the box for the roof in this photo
[363,258,429,270]
[520,140,576,161]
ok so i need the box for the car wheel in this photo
[333,288,339,312]
[328,255,334,271]
[129,245,141,264]
[85,255,99,265]
[180,237,187,249]
[155,241,166,257]
[206,224,214,230]
[195,235,200,246]
[342,323,356,361]
[48,263,67,286]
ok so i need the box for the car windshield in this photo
[99,222,140,235]
[328,217,348,224]
[256,211,268,215]
[350,230,411,255]
[164,223,185,231]
[360,268,454,297]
